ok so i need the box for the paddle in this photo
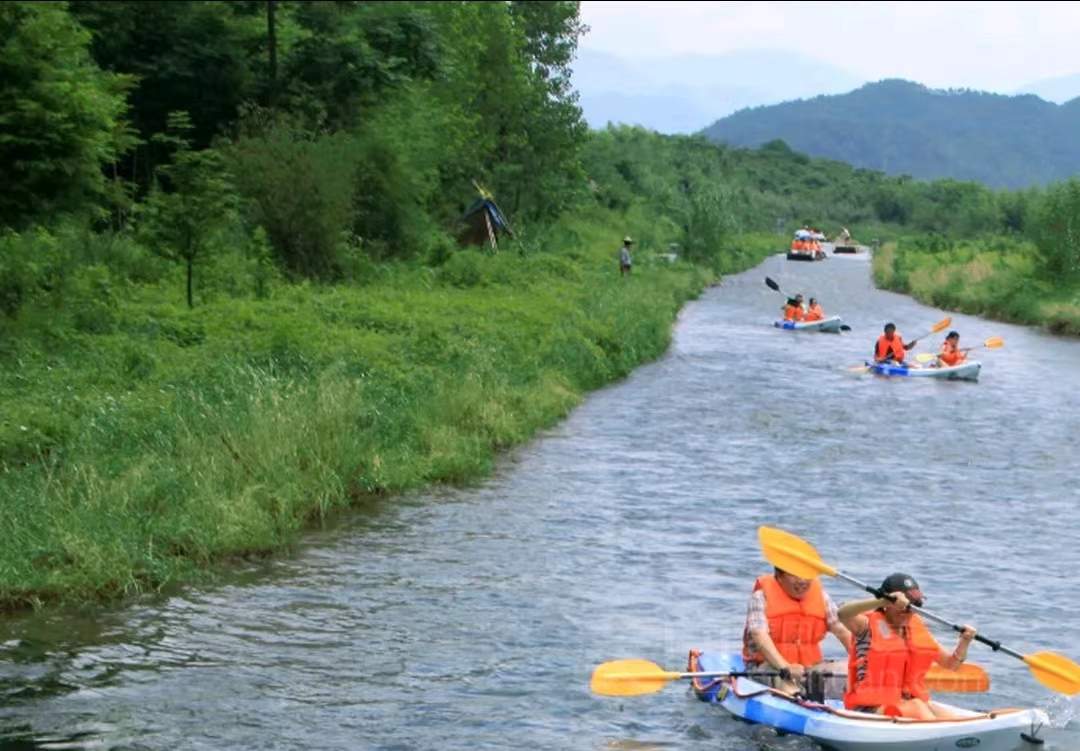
[847,316,952,373]
[590,658,989,697]
[915,337,1005,364]
[757,526,1080,696]
[766,277,851,331]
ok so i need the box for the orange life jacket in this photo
[784,304,805,322]
[805,304,824,322]
[875,334,905,362]
[844,610,940,712]
[939,341,965,367]
[742,574,827,667]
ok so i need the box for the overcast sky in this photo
[578,1,1080,92]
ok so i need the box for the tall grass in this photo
[872,235,1080,334]
[0,211,778,612]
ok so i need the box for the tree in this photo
[139,112,237,308]
[0,1,132,229]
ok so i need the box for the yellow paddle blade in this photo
[758,526,837,579]
[926,662,990,693]
[915,353,937,363]
[1023,651,1080,696]
[590,659,682,697]
[929,317,953,334]
[984,337,1004,349]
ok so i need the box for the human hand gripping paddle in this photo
[757,526,1080,696]
[847,316,952,374]
[764,277,852,332]
[589,657,989,697]
[915,337,1004,364]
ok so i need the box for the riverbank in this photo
[872,237,1080,336]
[0,215,782,614]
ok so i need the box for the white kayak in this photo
[865,360,982,381]
[690,651,1050,751]
[774,315,850,334]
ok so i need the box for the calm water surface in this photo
[3,251,1080,751]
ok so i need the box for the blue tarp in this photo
[460,199,513,234]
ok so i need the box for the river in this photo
[2,250,1079,750]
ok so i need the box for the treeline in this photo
[3,0,1078,322]
[582,129,1080,282]
[2,0,590,311]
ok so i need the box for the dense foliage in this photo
[702,79,1080,190]
[2,0,1080,609]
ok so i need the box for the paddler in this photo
[839,573,977,720]
[741,567,853,697]
[935,331,967,368]
[804,298,825,322]
[783,294,806,322]
[874,323,917,366]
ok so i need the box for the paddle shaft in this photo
[835,570,1021,659]
[621,668,838,681]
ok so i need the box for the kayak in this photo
[834,245,860,254]
[774,316,849,334]
[689,651,1050,751]
[865,360,982,381]
[787,250,826,261]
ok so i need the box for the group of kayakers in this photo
[875,322,969,369]
[784,294,969,368]
[790,236,824,253]
[742,566,977,720]
[782,294,826,323]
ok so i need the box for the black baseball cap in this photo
[880,572,924,607]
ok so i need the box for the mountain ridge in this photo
[699,78,1080,189]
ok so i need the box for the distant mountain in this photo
[1012,73,1080,104]
[569,47,866,135]
[700,79,1080,189]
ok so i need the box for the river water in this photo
[3,250,1080,751]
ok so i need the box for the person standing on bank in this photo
[619,236,633,276]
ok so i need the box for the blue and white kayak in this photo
[865,360,982,381]
[690,651,1049,751]
[774,316,849,334]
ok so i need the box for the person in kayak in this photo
[742,567,853,697]
[783,295,806,322]
[935,331,967,368]
[804,298,824,322]
[874,323,917,366]
[838,573,977,720]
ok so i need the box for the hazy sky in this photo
[578,1,1080,92]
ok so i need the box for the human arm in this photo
[837,591,910,635]
[935,625,977,669]
[824,593,853,654]
[747,627,805,680]
[745,590,805,680]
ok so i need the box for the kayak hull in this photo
[865,360,982,381]
[774,315,848,334]
[787,250,826,261]
[690,651,1049,751]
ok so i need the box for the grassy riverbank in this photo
[872,237,1080,335]
[0,214,782,612]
